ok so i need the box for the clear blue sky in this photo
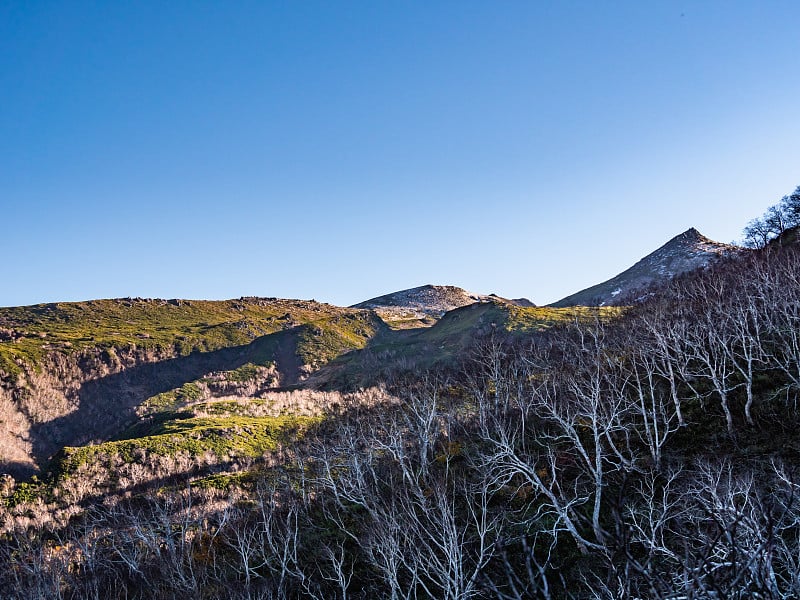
[2,1,799,307]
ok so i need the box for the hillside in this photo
[0,292,586,478]
[321,300,615,387]
[5,235,800,598]
[353,284,535,328]
[551,227,737,307]
[0,297,383,476]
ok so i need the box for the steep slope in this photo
[353,284,534,328]
[0,297,383,476]
[550,228,737,307]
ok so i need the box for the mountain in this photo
[353,284,534,328]
[0,232,741,478]
[550,228,737,307]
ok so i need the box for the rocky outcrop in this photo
[353,284,514,328]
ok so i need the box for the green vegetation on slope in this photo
[54,413,318,480]
[504,304,623,330]
[321,301,622,387]
[141,382,207,413]
[386,302,619,353]
[296,312,385,367]
[0,297,382,378]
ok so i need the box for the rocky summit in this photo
[550,228,737,307]
[353,284,535,328]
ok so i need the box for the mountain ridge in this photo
[353,284,535,328]
[550,227,738,307]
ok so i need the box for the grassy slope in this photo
[318,301,622,386]
[63,302,619,478]
[411,302,620,357]
[0,297,613,380]
[55,413,318,479]
[0,297,383,480]
[379,301,618,354]
[0,297,382,379]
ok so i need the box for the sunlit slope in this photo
[0,296,383,379]
[319,300,620,386]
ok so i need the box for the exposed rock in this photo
[354,284,506,328]
[0,329,21,342]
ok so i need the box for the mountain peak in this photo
[655,228,732,260]
[669,227,714,246]
[679,227,702,240]
[354,285,485,309]
[550,228,737,307]
[353,285,533,328]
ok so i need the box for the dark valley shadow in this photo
[28,329,303,470]
[1,461,37,481]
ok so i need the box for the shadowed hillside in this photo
[0,297,382,476]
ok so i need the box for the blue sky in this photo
[2,1,799,307]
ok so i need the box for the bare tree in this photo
[779,185,800,229]
[743,217,774,248]
[765,204,790,238]
[310,385,500,600]
[625,345,681,468]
